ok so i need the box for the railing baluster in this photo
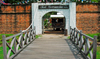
[2,35,7,59]
[77,33,79,45]
[84,37,87,54]
[24,32,27,45]
[73,28,76,43]
[14,37,16,53]
[29,29,32,41]
[76,32,78,45]
[72,29,74,41]
[80,35,83,51]
[20,30,24,48]
[79,30,82,50]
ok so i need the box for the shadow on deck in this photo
[65,39,85,59]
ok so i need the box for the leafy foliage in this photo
[44,19,48,27]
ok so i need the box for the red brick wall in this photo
[0,4,100,34]
[0,5,31,34]
[76,3,100,34]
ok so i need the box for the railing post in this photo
[34,26,36,37]
[70,26,72,40]
[93,36,97,59]
[2,35,7,59]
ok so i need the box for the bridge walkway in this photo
[14,34,84,59]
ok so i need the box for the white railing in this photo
[70,26,97,59]
[2,24,36,59]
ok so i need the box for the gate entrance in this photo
[32,3,76,35]
[42,11,65,34]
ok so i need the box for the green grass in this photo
[97,46,100,59]
[0,46,3,59]
[36,35,42,38]
[67,36,70,39]
[87,33,98,38]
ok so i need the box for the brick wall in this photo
[0,4,31,34]
[76,3,100,34]
[0,3,100,34]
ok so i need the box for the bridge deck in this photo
[15,34,84,59]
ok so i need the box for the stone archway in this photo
[32,3,76,35]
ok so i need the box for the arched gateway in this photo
[32,2,76,35]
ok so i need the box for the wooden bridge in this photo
[14,34,84,59]
[2,24,97,59]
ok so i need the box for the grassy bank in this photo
[87,33,98,38]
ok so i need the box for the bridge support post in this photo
[2,35,7,59]
[64,29,67,36]
[93,36,97,59]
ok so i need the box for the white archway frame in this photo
[32,3,76,35]
[42,11,66,33]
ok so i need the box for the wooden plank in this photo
[2,35,7,59]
